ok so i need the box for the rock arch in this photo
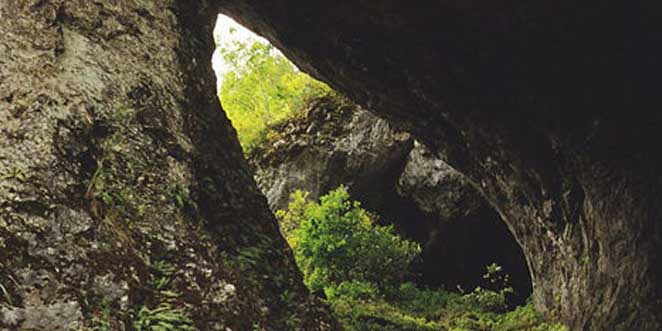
[214,1,661,330]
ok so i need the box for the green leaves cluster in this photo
[218,38,330,154]
[132,303,194,331]
[276,186,420,294]
[130,263,195,331]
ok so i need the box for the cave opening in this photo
[212,13,533,307]
[3,2,656,330]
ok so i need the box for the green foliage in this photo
[458,287,512,315]
[217,38,330,154]
[439,296,568,331]
[275,190,314,236]
[277,187,565,331]
[88,299,115,331]
[131,259,195,331]
[276,186,420,293]
[149,260,176,291]
[492,302,568,331]
[132,303,194,331]
[324,280,381,302]
[329,296,439,331]
[391,283,463,320]
[328,286,567,331]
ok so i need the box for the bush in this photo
[324,280,381,301]
[439,296,569,331]
[391,282,461,320]
[459,287,511,314]
[276,186,420,293]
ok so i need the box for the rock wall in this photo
[0,1,337,330]
[250,94,413,212]
[216,2,661,330]
[249,95,532,302]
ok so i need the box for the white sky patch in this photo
[212,14,280,86]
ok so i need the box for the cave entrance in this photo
[212,13,532,305]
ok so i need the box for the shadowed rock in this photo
[216,1,661,330]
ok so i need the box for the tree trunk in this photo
[0,1,337,330]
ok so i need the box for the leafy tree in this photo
[217,37,330,153]
[276,186,421,293]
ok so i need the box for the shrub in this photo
[324,280,382,301]
[275,190,314,237]
[391,282,461,320]
[495,300,568,331]
[277,186,420,293]
[440,297,569,331]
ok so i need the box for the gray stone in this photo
[250,94,413,212]
[397,141,484,220]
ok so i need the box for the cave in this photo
[219,25,537,301]
[215,2,661,330]
[1,1,659,331]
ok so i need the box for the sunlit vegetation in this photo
[217,35,330,154]
[277,187,567,331]
[277,187,420,294]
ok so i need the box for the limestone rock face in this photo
[216,2,661,330]
[249,94,413,212]
[0,1,337,330]
[397,142,484,221]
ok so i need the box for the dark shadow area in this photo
[351,167,532,306]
